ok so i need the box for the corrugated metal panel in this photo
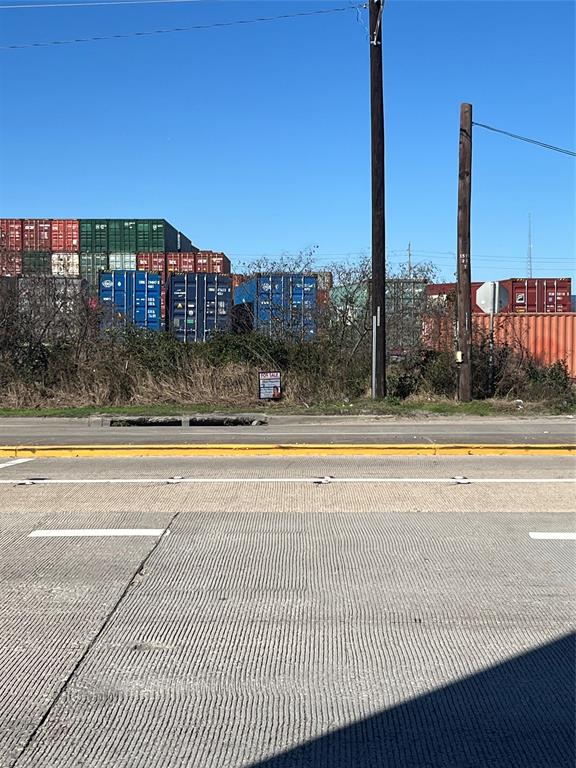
[0,219,23,251]
[22,252,51,275]
[80,220,109,253]
[80,253,108,294]
[22,219,51,252]
[108,220,137,254]
[109,253,136,271]
[51,253,80,277]
[137,253,166,279]
[50,220,79,252]
[135,219,179,253]
[473,313,576,378]
[167,272,232,342]
[166,252,196,273]
[99,270,162,330]
[0,252,23,276]
[195,250,232,274]
[234,274,317,340]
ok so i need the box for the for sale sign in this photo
[259,371,282,400]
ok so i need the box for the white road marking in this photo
[0,458,34,470]
[2,476,575,485]
[529,532,576,540]
[29,528,167,538]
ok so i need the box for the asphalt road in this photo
[0,415,575,446]
[1,454,574,767]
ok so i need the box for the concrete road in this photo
[0,415,575,446]
[1,455,574,767]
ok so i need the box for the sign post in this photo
[476,281,509,396]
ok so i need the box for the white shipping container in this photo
[109,253,136,270]
[51,253,80,277]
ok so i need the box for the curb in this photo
[0,444,574,458]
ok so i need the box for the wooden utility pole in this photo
[370,0,386,398]
[456,103,473,401]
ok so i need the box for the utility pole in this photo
[527,213,533,278]
[456,102,473,402]
[370,0,386,398]
[407,241,412,278]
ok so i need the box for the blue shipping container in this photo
[167,272,232,342]
[99,270,162,330]
[233,273,318,339]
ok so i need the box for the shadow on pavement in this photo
[250,633,575,768]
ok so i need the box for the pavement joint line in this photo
[0,443,574,458]
[0,457,34,470]
[9,510,181,768]
[529,532,576,540]
[28,528,167,538]
[2,476,575,486]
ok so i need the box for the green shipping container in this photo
[22,252,51,275]
[80,219,180,254]
[136,219,179,252]
[80,253,109,293]
[80,220,109,253]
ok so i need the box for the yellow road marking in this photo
[0,444,573,458]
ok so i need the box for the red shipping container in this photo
[0,251,23,276]
[137,252,167,280]
[427,277,572,314]
[51,219,79,252]
[23,219,51,251]
[166,252,196,273]
[195,250,232,274]
[0,219,23,251]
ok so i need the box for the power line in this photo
[0,0,213,8]
[0,4,365,49]
[473,121,576,157]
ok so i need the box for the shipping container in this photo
[15,276,87,339]
[423,312,576,379]
[99,270,162,331]
[22,252,51,275]
[109,253,136,271]
[136,252,167,279]
[137,253,167,318]
[0,219,23,251]
[80,253,109,294]
[315,271,334,291]
[195,250,232,274]
[22,219,51,252]
[233,274,318,339]
[136,219,179,253]
[0,251,23,276]
[231,274,245,293]
[166,252,196,273]
[50,219,79,252]
[177,231,197,254]
[80,220,109,253]
[167,272,232,342]
[426,278,572,314]
[108,220,137,254]
[51,253,80,277]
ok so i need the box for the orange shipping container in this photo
[424,313,576,379]
[473,313,576,378]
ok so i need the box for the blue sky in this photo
[0,0,574,282]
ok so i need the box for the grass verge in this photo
[0,398,574,418]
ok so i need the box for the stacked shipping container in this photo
[427,278,572,314]
[99,270,163,331]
